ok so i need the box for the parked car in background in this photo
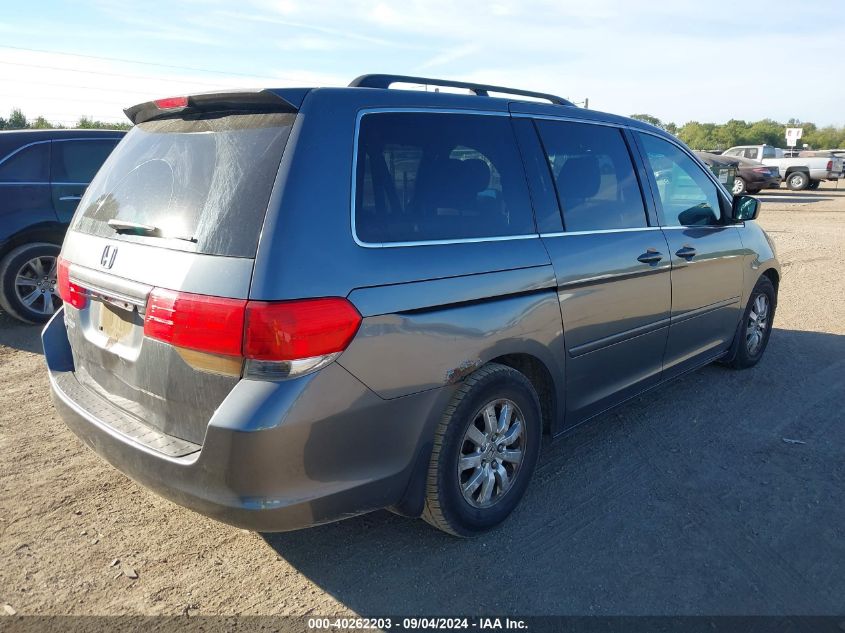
[692,151,737,191]
[723,144,843,190]
[696,152,781,195]
[0,129,124,323]
[44,75,779,537]
[723,144,782,161]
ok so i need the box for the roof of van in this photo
[124,74,665,136]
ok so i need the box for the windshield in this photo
[71,111,296,258]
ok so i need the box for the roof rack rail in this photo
[348,74,574,107]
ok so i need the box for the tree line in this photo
[0,108,131,131]
[630,114,845,151]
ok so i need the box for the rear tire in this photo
[728,276,776,369]
[786,171,809,191]
[0,242,62,324]
[732,176,747,196]
[422,363,542,537]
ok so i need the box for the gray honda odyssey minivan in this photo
[43,75,779,536]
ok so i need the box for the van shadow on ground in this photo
[0,310,44,354]
[262,328,845,616]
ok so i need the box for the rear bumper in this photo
[741,171,780,189]
[44,310,441,531]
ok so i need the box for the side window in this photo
[746,148,759,160]
[51,140,119,183]
[0,142,50,182]
[354,112,534,244]
[535,120,647,232]
[638,134,722,226]
[762,146,776,159]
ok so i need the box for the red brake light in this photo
[244,298,362,361]
[143,290,361,364]
[827,160,833,171]
[144,289,246,357]
[57,257,87,309]
[154,96,189,110]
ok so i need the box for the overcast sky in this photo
[1,0,843,127]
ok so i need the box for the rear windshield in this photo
[71,112,296,258]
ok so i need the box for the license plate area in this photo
[76,298,145,361]
[98,301,137,343]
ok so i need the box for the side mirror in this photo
[731,195,760,221]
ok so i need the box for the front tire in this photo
[728,276,776,369]
[786,171,809,191]
[422,363,542,537]
[0,242,62,324]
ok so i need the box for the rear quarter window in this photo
[354,112,535,244]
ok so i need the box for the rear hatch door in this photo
[59,94,298,446]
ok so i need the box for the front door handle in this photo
[59,195,82,202]
[637,249,663,264]
[676,245,697,260]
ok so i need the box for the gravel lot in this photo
[1,183,843,617]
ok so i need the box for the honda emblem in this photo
[100,245,117,269]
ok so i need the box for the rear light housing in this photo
[143,291,361,380]
[56,257,88,310]
[827,160,833,171]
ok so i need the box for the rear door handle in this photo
[676,245,697,260]
[59,195,82,202]
[637,249,663,264]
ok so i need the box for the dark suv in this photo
[43,76,779,536]
[0,129,124,323]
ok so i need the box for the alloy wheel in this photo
[746,293,769,356]
[14,255,59,316]
[457,398,526,508]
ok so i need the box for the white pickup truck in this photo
[722,144,844,190]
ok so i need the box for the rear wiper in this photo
[107,219,197,243]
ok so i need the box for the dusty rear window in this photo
[71,112,295,258]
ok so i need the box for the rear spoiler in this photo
[124,88,310,125]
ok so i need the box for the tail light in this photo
[144,289,246,358]
[827,160,833,171]
[56,257,88,310]
[143,290,361,380]
[244,298,361,361]
[752,167,769,174]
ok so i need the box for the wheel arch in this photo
[784,166,809,176]
[0,223,67,263]
[488,353,557,436]
[761,267,780,301]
